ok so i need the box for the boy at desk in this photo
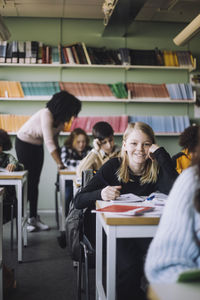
[74,122,178,300]
[76,121,120,182]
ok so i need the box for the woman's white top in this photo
[17,108,64,153]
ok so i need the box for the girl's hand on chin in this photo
[101,185,122,201]
[148,144,160,160]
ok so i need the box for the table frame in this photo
[0,171,28,262]
[95,201,160,300]
[0,188,4,300]
[58,170,76,232]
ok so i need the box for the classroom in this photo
[0,1,200,299]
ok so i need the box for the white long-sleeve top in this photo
[145,165,200,283]
[17,108,64,153]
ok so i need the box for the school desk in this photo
[0,171,28,262]
[95,200,160,300]
[0,188,4,300]
[148,282,200,300]
[58,170,76,232]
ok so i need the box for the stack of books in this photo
[128,115,190,133]
[0,114,30,132]
[0,41,195,67]
[69,115,128,133]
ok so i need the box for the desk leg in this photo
[0,196,3,300]
[107,226,116,300]
[23,179,28,247]
[59,176,65,232]
[17,181,22,262]
[96,213,103,300]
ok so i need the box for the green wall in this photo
[1,17,199,210]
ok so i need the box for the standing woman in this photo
[15,91,81,232]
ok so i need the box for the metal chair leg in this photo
[81,242,90,300]
[77,247,83,300]
[10,204,14,250]
[55,189,59,229]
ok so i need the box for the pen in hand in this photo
[146,195,155,201]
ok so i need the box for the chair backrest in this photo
[81,169,94,188]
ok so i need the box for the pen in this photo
[146,195,155,201]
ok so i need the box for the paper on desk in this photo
[0,167,9,173]
[112,192,167,205]
[112,193,145,203]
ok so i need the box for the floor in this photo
[3,212,95,300]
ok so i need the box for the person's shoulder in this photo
[103,156,120,168]
[181,165,198,178]
[113,145,120,154]
[41,107,50,115]
[175,165,199,189]
[172,151,186,161]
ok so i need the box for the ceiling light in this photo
[102,0,118,26]
[173,13,200,46]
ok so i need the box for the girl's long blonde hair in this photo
[117,122,159,184]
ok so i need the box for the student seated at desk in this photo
[0,129,24,223]
[74,122,178,300]
[0,129,24,294]
[172,124,199,174]
[145,129,200,284]
[76,121,120,182]
[61,128,91,215]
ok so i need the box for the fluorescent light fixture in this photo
[173,14,200,46]
[0,15,11,41]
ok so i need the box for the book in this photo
[0,41,7,63]
[31,41,38,64]
[18,41,25,64]
[93,204,154,216]
[11,41,18,63]
[25,41,32,64]
[37,42,43,64]
[177,269,200,282]
[81,42,91,65]
[5,42,12,63]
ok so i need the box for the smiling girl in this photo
[74,122,178,300]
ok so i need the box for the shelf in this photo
[0,63,195,71]
[8,131,180,137]
[0,96,195,103]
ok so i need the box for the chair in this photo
[77,169,95,300]
[3,195,18,250]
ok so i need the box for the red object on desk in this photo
[95,204,154,215]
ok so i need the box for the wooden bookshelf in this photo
[0,95,196,103]
[7,131,181,137]
[0,62,196,72]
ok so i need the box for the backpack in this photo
[65,169,95,261]
[65,198,85,261]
